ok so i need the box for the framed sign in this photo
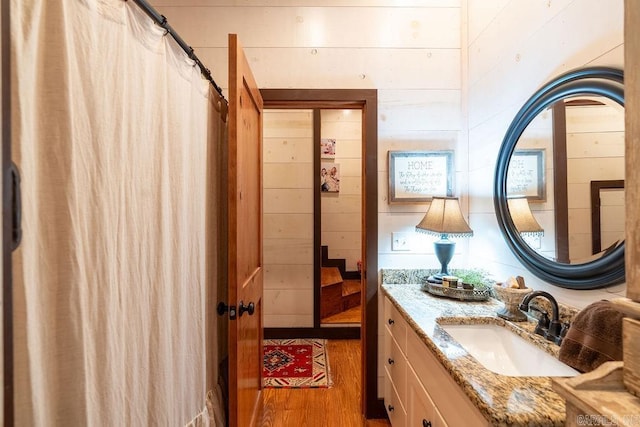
[388,151,454,203]
[507,149,546,201]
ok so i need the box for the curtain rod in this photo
[129,0,225,99]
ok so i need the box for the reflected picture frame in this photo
[507,149,546,202]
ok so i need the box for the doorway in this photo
[318,109,363,327]
[260,89,382,418]
[262,108,363,328]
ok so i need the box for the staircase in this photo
[321,267,345,318]
[320,246,362,320]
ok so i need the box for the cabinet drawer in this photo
[384,330,408,403]
[407,364,448,427]
[384,370,407,427]
[406,327,489,427]
[384,297,408,351]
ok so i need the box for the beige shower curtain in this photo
[10,0,224,424]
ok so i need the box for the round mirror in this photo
[494,67,625,289]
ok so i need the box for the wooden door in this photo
[227,34,264,427]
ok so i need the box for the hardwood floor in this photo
[261,339,390,426]
[321,305,361,324]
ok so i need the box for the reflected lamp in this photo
[507,197,544,237]
[415,197,473,279]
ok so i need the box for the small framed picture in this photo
[321,163,340,193]
[321,138,336,159]
[388,151,454,203]
[507,149,546,201]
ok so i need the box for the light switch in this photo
[392,232,411,251]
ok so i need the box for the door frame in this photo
[552,101,570,263]
[2,0,14,423]
[260,89,382,418]
[590,179,624,254]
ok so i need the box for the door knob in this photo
[217,302,237,320]
[239,301,255,317]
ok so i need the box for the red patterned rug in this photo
[263,338,332,388]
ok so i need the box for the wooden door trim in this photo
[552,101,570,263]
[2,0,13,423]
[313,109,322,329]
[261,89,381,419]
[590,179,625,254]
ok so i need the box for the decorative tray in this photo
[422,281,491,302]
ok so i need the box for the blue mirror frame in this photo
[493,67,625,289]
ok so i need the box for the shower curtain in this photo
[10,0,224,424]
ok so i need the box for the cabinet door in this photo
[407,365,447,427]
[384,327,408,403]
[406,327,488,426]
[384,297,407,351]
[384,370,407,427]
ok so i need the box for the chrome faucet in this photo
[519,291,565,344]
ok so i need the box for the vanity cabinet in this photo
[383,297,489,427]
[383,297,408,425]
[407,365,447,427]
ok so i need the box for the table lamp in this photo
[507,197,544,237]
[415,197,473,279]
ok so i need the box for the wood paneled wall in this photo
[151,0,464,273]
[565,102,625,261]
[466,0,626,309]
[263,110,314,328]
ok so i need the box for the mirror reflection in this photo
[506,95,625,265]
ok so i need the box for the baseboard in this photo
[264,327,360,340]
[366,398,388,420]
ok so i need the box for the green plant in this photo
[453,269,493,288]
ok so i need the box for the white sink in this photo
[439,323,580,377]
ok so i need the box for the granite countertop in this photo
[381,278,570,427]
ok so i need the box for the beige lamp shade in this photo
[415,197,473,237]
[507,197,544,236]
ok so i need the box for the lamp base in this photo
[426,275,443,284]
[434,238,456,278]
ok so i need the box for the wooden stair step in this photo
[342,279,361,297]
[321,267,344,318]
[342,279,361,311]
[321,267,343,287]
[321,283,343,318]
[320,266,362,319]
